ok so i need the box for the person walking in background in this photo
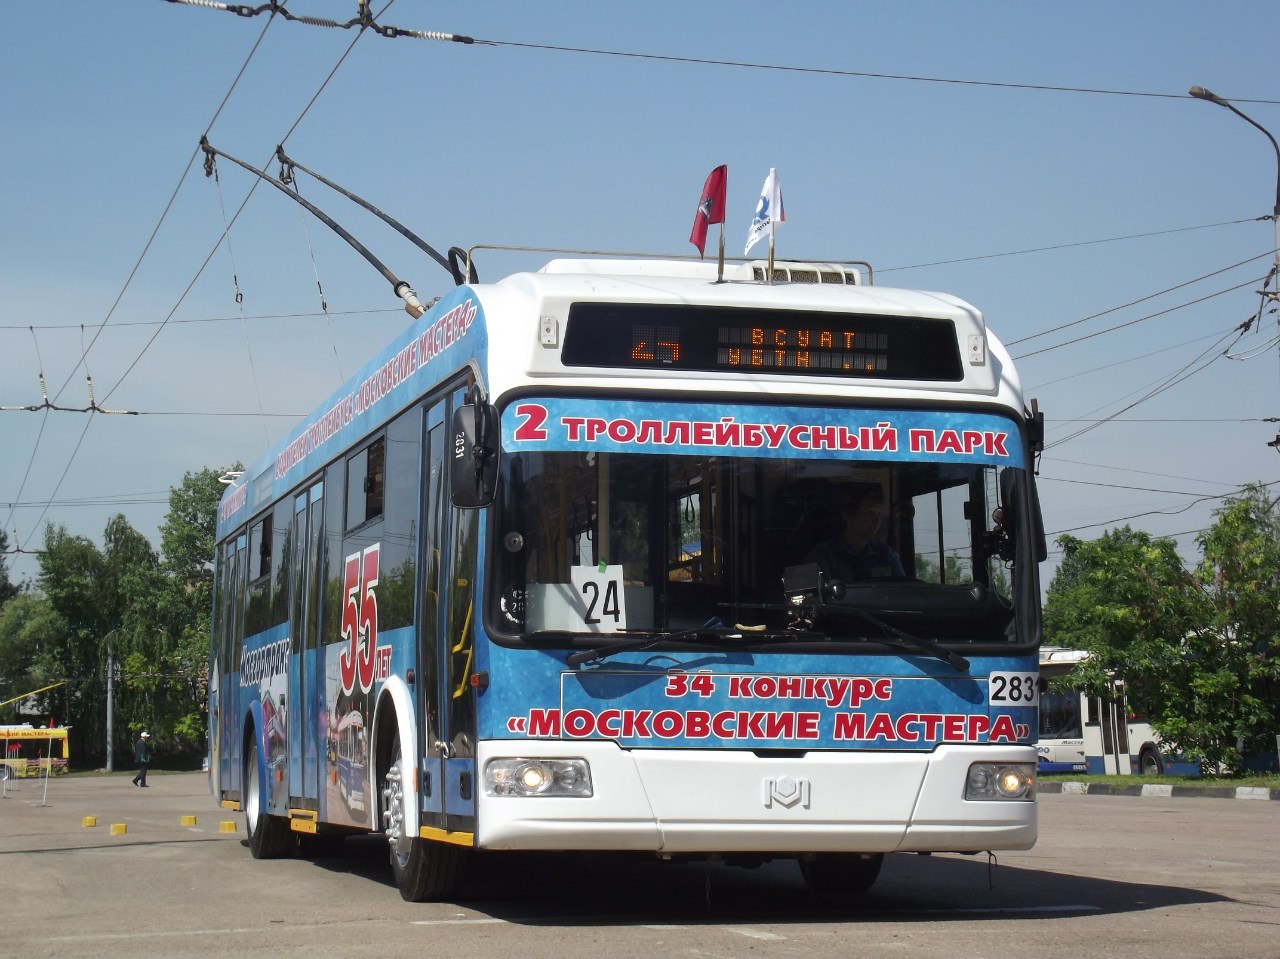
[132,731,152,787]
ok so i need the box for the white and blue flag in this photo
[744,167,785,255]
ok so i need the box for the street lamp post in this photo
[104,629,119,772]
[1190,85,1280,449]
[1189,85,1280,271]
[106,641,114,772]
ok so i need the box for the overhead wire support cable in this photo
[200,137,427,318]
[1012,273,1268,361]
[1008,249,1276,349]
[208,151,270,441]
[158,1,1280,105]
[1,374,137,415]
[879,216,1267,275]
[1045,480,1280,538]
[161,0,475,44]
[1043,326,1247,451]
[11,4,286,554]
[279,162,345,382]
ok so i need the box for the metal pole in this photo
[106,640,114,773]
[41,726,52,806]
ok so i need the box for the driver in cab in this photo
[806,486,904,582]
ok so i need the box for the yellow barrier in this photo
[179,815,197,826]
[82,816,97,828]
[219,821,237,833]
[109,823,127,835]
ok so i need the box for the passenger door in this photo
[420,387,478,839]
[288,480,325,806]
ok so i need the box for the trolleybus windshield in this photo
[491,400,1035,649]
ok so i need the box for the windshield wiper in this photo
[561,625,823,668]
[815,605,970,672]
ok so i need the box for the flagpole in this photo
[716,222,725,283]
[766,217,776,284]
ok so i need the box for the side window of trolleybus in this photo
[346,436,386,530]
[491,447,1026,643]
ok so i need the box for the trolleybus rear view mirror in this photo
[1028,406,1045,453]
[997,468,1048,564]
[450,400,500,508]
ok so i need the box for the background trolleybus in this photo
[209,252,1048,901]
[1037,646,1194,776]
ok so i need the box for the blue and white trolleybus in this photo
[209,251,1048,900]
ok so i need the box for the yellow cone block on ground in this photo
[109,823,127,835]
[82,816,97,828]
[180,815,197,826]
[219,820,237,833]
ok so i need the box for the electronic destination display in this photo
[561,303,963,381]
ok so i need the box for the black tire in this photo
[799,853,884,895]
[381,733,468,902]
[1139,747,1164,776]
[0,764,12,781]
[245,734,293,859]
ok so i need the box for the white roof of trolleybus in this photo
[214,256,1035,537]
[1039,648,1092,683]
[474,258,1027,411]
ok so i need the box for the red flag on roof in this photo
[689,165,727,258]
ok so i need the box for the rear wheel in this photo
[1139,746,1164,776]
[799,853,884,895]
[245,734,292,859]
[381,732,467,902]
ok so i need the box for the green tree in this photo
[10,468,231,767]
[1043,526,1207,753]
[1192,484,1280,770]
[121,468,229,750]
[38,515,158,765]
[0,528,21,609]
[0,594,65,722]
[1044,493,1280,776]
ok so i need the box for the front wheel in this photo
[245,734,292,859]
[799,853,884,895]
[381,735,467,902]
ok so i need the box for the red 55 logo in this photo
[339,544,380,696]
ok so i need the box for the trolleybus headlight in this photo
[965,762,1035,801]
[484,758,593,798]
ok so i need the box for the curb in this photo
[1039,781,1280,800]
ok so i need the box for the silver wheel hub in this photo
[245,750,260,830]
[381,759,409,855]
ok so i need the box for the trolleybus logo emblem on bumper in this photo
[763,776,810,809]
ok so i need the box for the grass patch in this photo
[1040,771,1280,789]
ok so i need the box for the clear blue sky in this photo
[2,1,1278,590]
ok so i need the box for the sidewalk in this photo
[1038,780,1280,800]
